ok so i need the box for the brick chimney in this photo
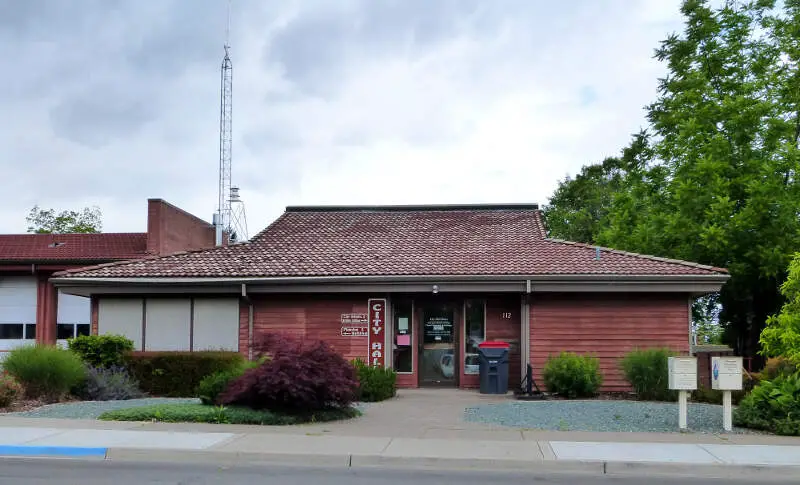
[146,199,222,256]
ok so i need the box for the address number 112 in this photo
[501,312,512,319]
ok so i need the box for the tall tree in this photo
[26,205,103,234]
[598,0,800,359]
[543,132,651,243]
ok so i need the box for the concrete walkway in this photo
[2,390,799,479]
[0,420,799,479]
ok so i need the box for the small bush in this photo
[98,403,360,425]
[124,351,246,397]
[196,360,261,405]
[620,348,677,402]
[760,357,797,381]
[353,359,397,402]
[68,334,135,369]
[221,333,359,412]
[2,345,86,401]
[0,372,22,408]
[73,366,145,401]
[542,351,602,398]
[734,372,800,435]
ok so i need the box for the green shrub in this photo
[124,351,246,397]
[353,359,397,402]
[98,403,360,425]
[2,345,86,401]
[196,360,261,405]
[760,357,798,381]
[73,365,145,401]
[68,334,134,369]
[542,351,602,398]
[691,386,749,406]
[620,348,677,402]
[734,372,800,435]
[0,372,22,408]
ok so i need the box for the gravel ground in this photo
[3,398,201,420]
[464,400,753,434]
[3,399,371,420]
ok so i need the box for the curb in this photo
[0,445,107,458]
[100,448,800,479]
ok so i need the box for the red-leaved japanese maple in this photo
[220,333,358,412]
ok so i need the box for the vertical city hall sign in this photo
[368,298,386,367]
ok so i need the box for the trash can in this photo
[478,341,510,394]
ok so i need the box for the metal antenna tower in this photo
[215,0,248,244]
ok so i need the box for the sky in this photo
[0,0,686,237]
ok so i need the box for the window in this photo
[0,323,35,340]
[57,323,91,340]
[0,324,23,340]
[464,300,485,375]
[393,300,413,373]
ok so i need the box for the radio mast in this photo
[215,0,248,244]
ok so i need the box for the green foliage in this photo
[196,360,261,405]
[124,351,246,397]
[68,334,135,369]
[72,366,144,401]
[620,348,678,402]
[760,357,798,381]
[98,403,360,425]
[760,253,800,363]
[543,1,800,360]
[2,345,86,401]
[352,359,397,402]
[0,373,22,408]
[26,205,102,234]
[542,352,602,398]
[691,385,748,406]
[734,373,800,436]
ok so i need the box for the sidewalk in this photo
[0,417,799,479]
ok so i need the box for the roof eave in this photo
[51,272,731,286]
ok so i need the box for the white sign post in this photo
[668,356,697,431]
[711,356,743,432]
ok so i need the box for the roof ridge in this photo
[534,209,548,239]
[543,238,729,274]
[284,203,540,213]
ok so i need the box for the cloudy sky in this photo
[0,0,685,236]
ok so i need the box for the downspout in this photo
[522,280,532,382]
[241,283,254,361]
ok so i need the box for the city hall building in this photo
[51,204,729,391]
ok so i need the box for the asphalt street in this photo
[0,459,794,485]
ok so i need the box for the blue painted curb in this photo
[0,445,107,457]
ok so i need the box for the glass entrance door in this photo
[420,303,457,387]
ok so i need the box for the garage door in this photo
[56,290,91,348]
[0,276,37,354]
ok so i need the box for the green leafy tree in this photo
[760,253,800,363]
[597,0,800,359]
[543,132,651,243]
[26,205,102,234]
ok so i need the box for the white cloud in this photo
[0,0,685,237]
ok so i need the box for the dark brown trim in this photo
[285,203,539,213]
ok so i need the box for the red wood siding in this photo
[486,297,522,388]
[530,293,690,392]
[245,295,370,362]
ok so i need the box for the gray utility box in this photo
[478,342,510,394]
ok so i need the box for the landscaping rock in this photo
[463,400,756,434]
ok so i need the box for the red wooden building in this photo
[52,204,729,391]
[0,199,220,355]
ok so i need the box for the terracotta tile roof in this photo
[0,233,148,263]
[54,205,727,278]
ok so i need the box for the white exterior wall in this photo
[193,298,239,351]
[0,276,37,353]
[144,299,191,351]
[98,298,144,350]
[95,297,240,352]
